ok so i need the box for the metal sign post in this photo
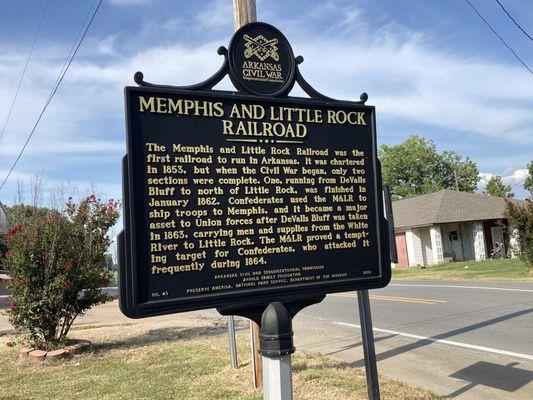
[355,187,396,400]
[357,290,380,400]
[259,302,294,400]
[227,315,238,368]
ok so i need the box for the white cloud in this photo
[478,172,494,190]
[196,0,233,30]
[478,168,529,196]
[502,168,529,186]
[295,38,533,143]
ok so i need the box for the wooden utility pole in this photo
[232,0,262,389]
[233,0,257,31]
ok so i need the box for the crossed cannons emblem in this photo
[243,34,280,62]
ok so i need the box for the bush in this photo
[1,195,119,350]
[505,200,533,273]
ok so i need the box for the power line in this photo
[495,0,533,41]
[0,0,50,142]
[464,0,533,74]
[511,176,527,189]
[50,0,99,100]
[0,0,104,193]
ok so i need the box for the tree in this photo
[5,204,51,225]
[379,135,480,199]
[2,195,119,350]
[524,161,533,198]
[484,176,514,198]
[506,200,533,273]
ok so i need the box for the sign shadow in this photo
[448,361,533,397]
[348,307,533,369]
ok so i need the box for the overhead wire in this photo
[511,176,527,189]
[463,0,533,74]
[495,0,533,41]
[0,0,104,192]
[0,0,50,142]
[49,0,99,100]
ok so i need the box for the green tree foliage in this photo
[5,204,51,225]
[524,161,533,198]
[2,195,119,350]
[506,200,533,273]
[379,135,480,199]
[484,176,514,198]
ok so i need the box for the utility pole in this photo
[454,169,460,191]
[233,0,257,30]
[232,0,263,390]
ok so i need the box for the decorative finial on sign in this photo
[360,92,368,104]
[133,47,229,91]
[134,71,145,86]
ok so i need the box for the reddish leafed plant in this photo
[505,200,533,273]
[1,196,119,350]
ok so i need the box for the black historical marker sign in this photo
[119,22,391,319]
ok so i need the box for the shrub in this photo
[505,200,533,273]
[1,195,119,350]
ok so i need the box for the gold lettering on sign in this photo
[140,95,375,299]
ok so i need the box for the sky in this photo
[0,0,532,211]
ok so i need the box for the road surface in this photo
[293,280,533,399]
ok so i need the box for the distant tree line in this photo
[379,135,532,201]
[379,135,479,199]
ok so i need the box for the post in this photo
[357,290,380,400]
[227,315,238,368]
[233,0,257,30]
[251,320,263,387]
[259,302,294,400]
[232,0,263,388]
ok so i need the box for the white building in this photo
[392,190,519,267]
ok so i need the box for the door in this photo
[490,226,505,257]
[449,230,463,261]
[395,233,408,267]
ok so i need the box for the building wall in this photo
[410,228,425,266]
[405,229,417,266]
[460,223,475,260]
[440,222,475,261]
[403,223,483,267]
[404,227,433,266]
[473,222,487,260]
[420,227,433,265]
[430,226,444,264]
[395,233,409,268]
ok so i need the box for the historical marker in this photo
[119,22,391,319]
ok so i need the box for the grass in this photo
[0,318,444,400]
[392,258,532,281]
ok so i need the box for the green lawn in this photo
[0,319,444,400]
[392,258,532,281]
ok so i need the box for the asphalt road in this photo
[293,280,533,399]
